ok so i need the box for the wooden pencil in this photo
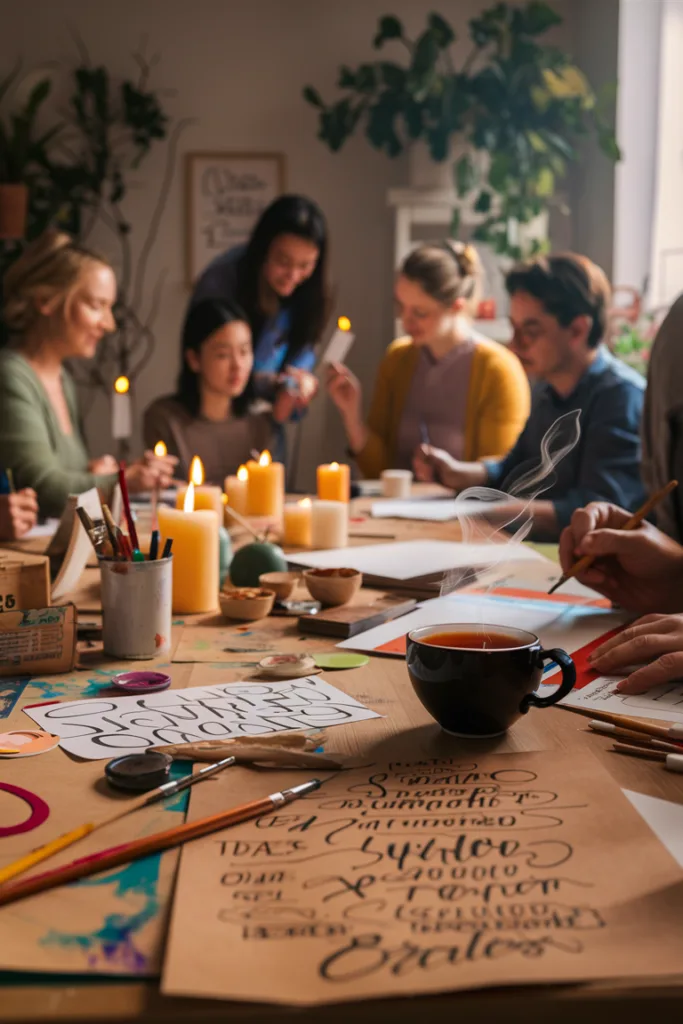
[548,479,678,595]
[560,703,683,741]
[0,779,320,908]
[588,720,683,753]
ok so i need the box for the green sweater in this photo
[0,350,116,517]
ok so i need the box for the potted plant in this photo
[303,3,620,260]
[0,66,60,239]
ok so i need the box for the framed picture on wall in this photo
[185,151,286,285]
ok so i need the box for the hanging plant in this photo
[303,2,620,259]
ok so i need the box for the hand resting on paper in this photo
[588,614,683,694]
[559,501,683,615]
[0,490,38,540]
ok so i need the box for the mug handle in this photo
[521,648,576,712]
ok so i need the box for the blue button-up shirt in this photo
[484,348,646,533]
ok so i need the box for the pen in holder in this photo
[100,556,172,660]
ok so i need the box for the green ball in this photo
[229,542,288,587]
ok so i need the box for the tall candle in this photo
[176,456,223,518]
[224,465,249,517]
[283,497,312,548]
[317,462,350,503]
[112,376,132,440]
[159,481,219,613]
[247,450,285,518]
[311,500,348,549]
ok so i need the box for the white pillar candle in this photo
[311,500,348,549]
[112,377,132,440]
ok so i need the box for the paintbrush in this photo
[0,779,321,908]
[100,503,120,558]
[548,480,678,595]
[117,463,140,553]
[223,502,264,541]
[153,740,343,769]
[75,508,109,557]
[0,755,237,887]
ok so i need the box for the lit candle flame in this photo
[222,493,228,505]
[154,441,167,458]
[183,480,195,513]
[114,375,130,395]
[258,450,272,467]
[189,455,205,486]
[337,316,351,332]
[237,465,249,482]
[298,497,312,508]
[330,462,340,471]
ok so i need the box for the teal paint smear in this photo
[25,679,70,700]
[39,764,191,974]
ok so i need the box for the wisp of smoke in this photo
[440,409,582,596]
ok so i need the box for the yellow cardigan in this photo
[355,336,531,479]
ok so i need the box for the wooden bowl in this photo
[219,587,276,621]
[259,571,300,601]
[302,568,362,607]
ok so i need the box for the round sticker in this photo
[0,730,60,758]
[313,653,370,670]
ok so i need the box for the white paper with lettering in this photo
[562,675,683,723]
[24,677,379,760]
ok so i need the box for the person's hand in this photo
[558,502,683,614]
[326,362,362,423]
[282,366,319,408]
[589,613,683,693]
[0,490,38,540]
[125,453,178,494]
[412,446,434,483]
[418,445,481,492]
[89,455,119,475]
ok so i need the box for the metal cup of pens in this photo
[100,554,172,659]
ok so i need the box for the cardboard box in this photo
[0,604,76,677]
[0,550,51,612]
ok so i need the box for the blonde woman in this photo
[326,241,530,478]
[0,231,176,517]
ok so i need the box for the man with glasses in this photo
[420,253,646,540]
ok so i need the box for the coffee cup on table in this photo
[381,469,413,498]
[406,624,576,738]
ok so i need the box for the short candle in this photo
[246,450,284,518]
[317,461,350,503]
[311,500,348,549]
[283,497,313,548]
[224,464,249,518]
[176,456,223,518]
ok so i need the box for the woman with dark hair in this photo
[143,299,272,483]
[187,194,330,428]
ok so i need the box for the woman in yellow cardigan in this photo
[326,241,530,479]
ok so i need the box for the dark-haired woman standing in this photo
[143,300,272,483]
[187,195,330,432]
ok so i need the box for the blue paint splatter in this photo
[25,679,69,700]
[39,765,191,973]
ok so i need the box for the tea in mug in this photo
[421,630,524,650]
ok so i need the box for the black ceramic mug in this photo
[406,623,576,737]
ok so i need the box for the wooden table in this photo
[1,502,683,1023]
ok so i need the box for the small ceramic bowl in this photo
[258,653,317,678]
[302,568,362,607]
[219,587,276,621]
[259,571,301,601]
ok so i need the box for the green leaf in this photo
[451,207,461,237]
[454,153,475,196]
[474,189,492,213]
[412,30,440,77]
[337,66,356,89]
[373,15,403,48]
[303,85,324,108]
[380,62,406,91]
[25,78,51,120]
[518,1,562,36]
[488,152,511,192]
[355,64,377,93]
[428,13,455,48]
[535,166,554,196]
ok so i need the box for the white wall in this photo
[1,0,579,489]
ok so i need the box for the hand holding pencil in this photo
[554,485,683,611]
